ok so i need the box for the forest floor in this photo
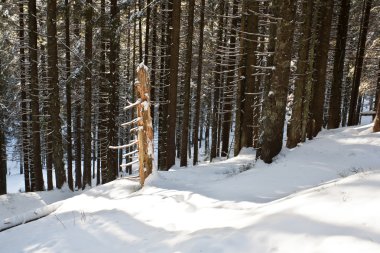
[1,123,380,252]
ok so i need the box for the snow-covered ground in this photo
[1,123,380,253]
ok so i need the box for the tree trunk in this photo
[166,0,181,169]
[64,0,73,191]
[107,0,120,181]
[193,0,206,165]
[47,0,66,189]
[286,0,314,148]
[19,2,31,192]
[260,0,296,163]
[210,0,225,161]
[327,0,350,129]
[180,0,195,167]
[28,0,44,191]
[221,0,238,157]
[348,0,372,126]
[241,0,259,148]
[0,59,6,195]
[83,0,93,189]
[73,0,82,190]
[310,0,334,136]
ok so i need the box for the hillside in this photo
[1,124,380,253]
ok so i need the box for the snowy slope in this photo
[0,124,380,253]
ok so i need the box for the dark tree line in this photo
[0,0,379,194]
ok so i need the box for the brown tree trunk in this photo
[166,0,181,169]
[373,94,380,132]
[19,2,31,192]
[310,0,334,136]
[234,1,248,157]
[65,0,73,191]
[180,0,195,167]
[0,59,6,195]
[47,0,66,189]
[241,0,259,148]
[260,0,296,163]
[221,0,238,157]
[28,0,44,191]
[327,0,350,129]
[83,0,93,189]
[286,0,314,148]
[210,0,225,161]
[107,0,120,181]
[99,0,108,183]
[348,0,372,126]
[73,0,82,190]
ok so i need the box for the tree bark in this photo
[19,2,31,192]
[180,0,195,167]
[107,0,120,181]
[166,0,181,169]
[310,0,334,136]
[241,0,259,148]
[28,0,44,191]
[286,0,314,148]
[193,0,206,165]
[348,0,372,126]
[327,0,350,129]
[83,0,93,189]
[260,0,296,163]
[221,0,238,157]
[210,0,225,161]
[64,0,73,191]
[47,0,66,189]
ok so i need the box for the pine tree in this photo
[287,0,314,148]
[192,0,206,165]
[260,0,297,163]
[310,0,334,136]
[327,0,351,129]
[166,0,181,169]
[29,0,44,191]
[47,0,66,188]
[83,0,93,189]
[180,0,195,167]
[348,0,372,126]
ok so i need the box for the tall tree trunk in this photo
[221,0,238,157]
[73,0,82,190]
[144,0,151,65]
[234,0,247,156]
[0,59,6,195]
[241,0,259,148]
[28,0,44,191]
[348,0,372,126]
[19,2,31,192]
[107,0,120,181]
[286,0,314,148]
[374,60,380,132]
[193,0,206,165]
[180,0,195,167]
[99,0,108,183]
[166,0,181,169]
[310,0,334,136]
[210,0,225,161]
[83,0,93,189]
[327,0,350,129]
[47,0,66,189]
[260,0,296,163]
[65,0,73,191]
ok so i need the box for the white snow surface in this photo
[1,124,380,253]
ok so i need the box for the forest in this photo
[0,0,379,194]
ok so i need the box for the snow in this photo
[1,124,380,252]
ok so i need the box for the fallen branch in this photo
[0,202,62,232]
